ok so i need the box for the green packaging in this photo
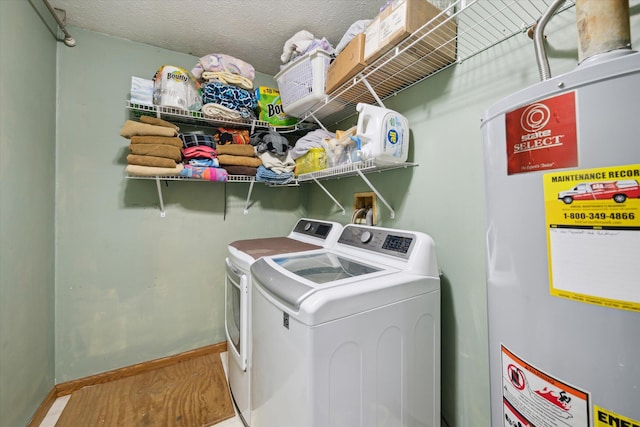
[255,86,298,127]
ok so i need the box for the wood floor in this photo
[54,353,235,427]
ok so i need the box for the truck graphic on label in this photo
[558,180,640,204]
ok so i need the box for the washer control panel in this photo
[338,225,415,259]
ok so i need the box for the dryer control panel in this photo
[293,219,335,239]
[338,225,415,259]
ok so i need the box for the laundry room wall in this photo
[0,1,56,426]
[53,27,303,382]
[304,8,640,427]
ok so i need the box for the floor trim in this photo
[28,341,227,427]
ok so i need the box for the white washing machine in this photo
[249,224,441,427]
[225,218,343,426]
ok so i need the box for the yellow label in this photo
[594,405,639,427]
[543,164,640,312]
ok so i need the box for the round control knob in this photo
[360,231,372,243]
[304,222,312,231]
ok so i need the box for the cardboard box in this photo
[326,33,367,94]
[364,0,456,64]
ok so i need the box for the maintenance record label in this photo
[543,164,640,312]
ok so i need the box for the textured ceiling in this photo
[48,0,388,76]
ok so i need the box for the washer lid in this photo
[250,253,382,310]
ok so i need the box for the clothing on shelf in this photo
[179,165,228,182]
[201,81,257,118]
[179,133,217,149]
[191,53,255,82]
[250,130,291,156]
[290,129,334,160]
[182,145,217,161]
[280,30,335,65]
[259,151,296,174]
[256,165,295,185]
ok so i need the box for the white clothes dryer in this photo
[224,218,343,426]
[249,224,441,427]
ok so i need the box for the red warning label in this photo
[505,91,578,175]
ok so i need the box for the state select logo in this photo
[505,91,578,175]
[514,103,564,153]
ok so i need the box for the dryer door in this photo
[225,258,248,371]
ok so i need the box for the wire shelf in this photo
[126,101,314,133]
[297,159,418,182]
[126,174,256,183]
[309,0,577,125]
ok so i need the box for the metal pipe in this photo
[533,0,567,81]
[576,0,631,63]
[42,0,76,47]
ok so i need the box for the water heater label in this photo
[501,345,590,427]
[505,91,577,175]
[594,406,639,427]
[543,164,640,312]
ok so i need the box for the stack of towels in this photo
[216,144,262,176]
[191,53,258,120]
[120,116,184,176]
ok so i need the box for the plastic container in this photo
[275,50,332,118]
[295,147,327,176]
[355,103,409,163]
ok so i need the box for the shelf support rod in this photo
[155,177,166,217]
[243,180,255,215]
[360,75,386,108]
[308,112,329,132]
[355,169,395,219]
[311,176,346,216]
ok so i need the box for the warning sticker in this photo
[594,405,639,427]
[501,345,590,427]
[505,91,578,175]
[543,165,640,312]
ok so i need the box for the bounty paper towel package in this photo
[255,86,298,126]
[153,65,202,111]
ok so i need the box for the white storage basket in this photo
[275,50,332,118]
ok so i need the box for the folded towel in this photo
[129,143,182,162]
[217,155,262,167]
[130,136,183,148]
[224,165,258,176]
[180,165,228,182]
[125,163,184,177]
[127,154,177,168]
[202,103,246,121]
[120,120,178,138]
[202,71,253,90]
[215,144,255,157]
[139,115,180,131]
[182,145,217,160]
